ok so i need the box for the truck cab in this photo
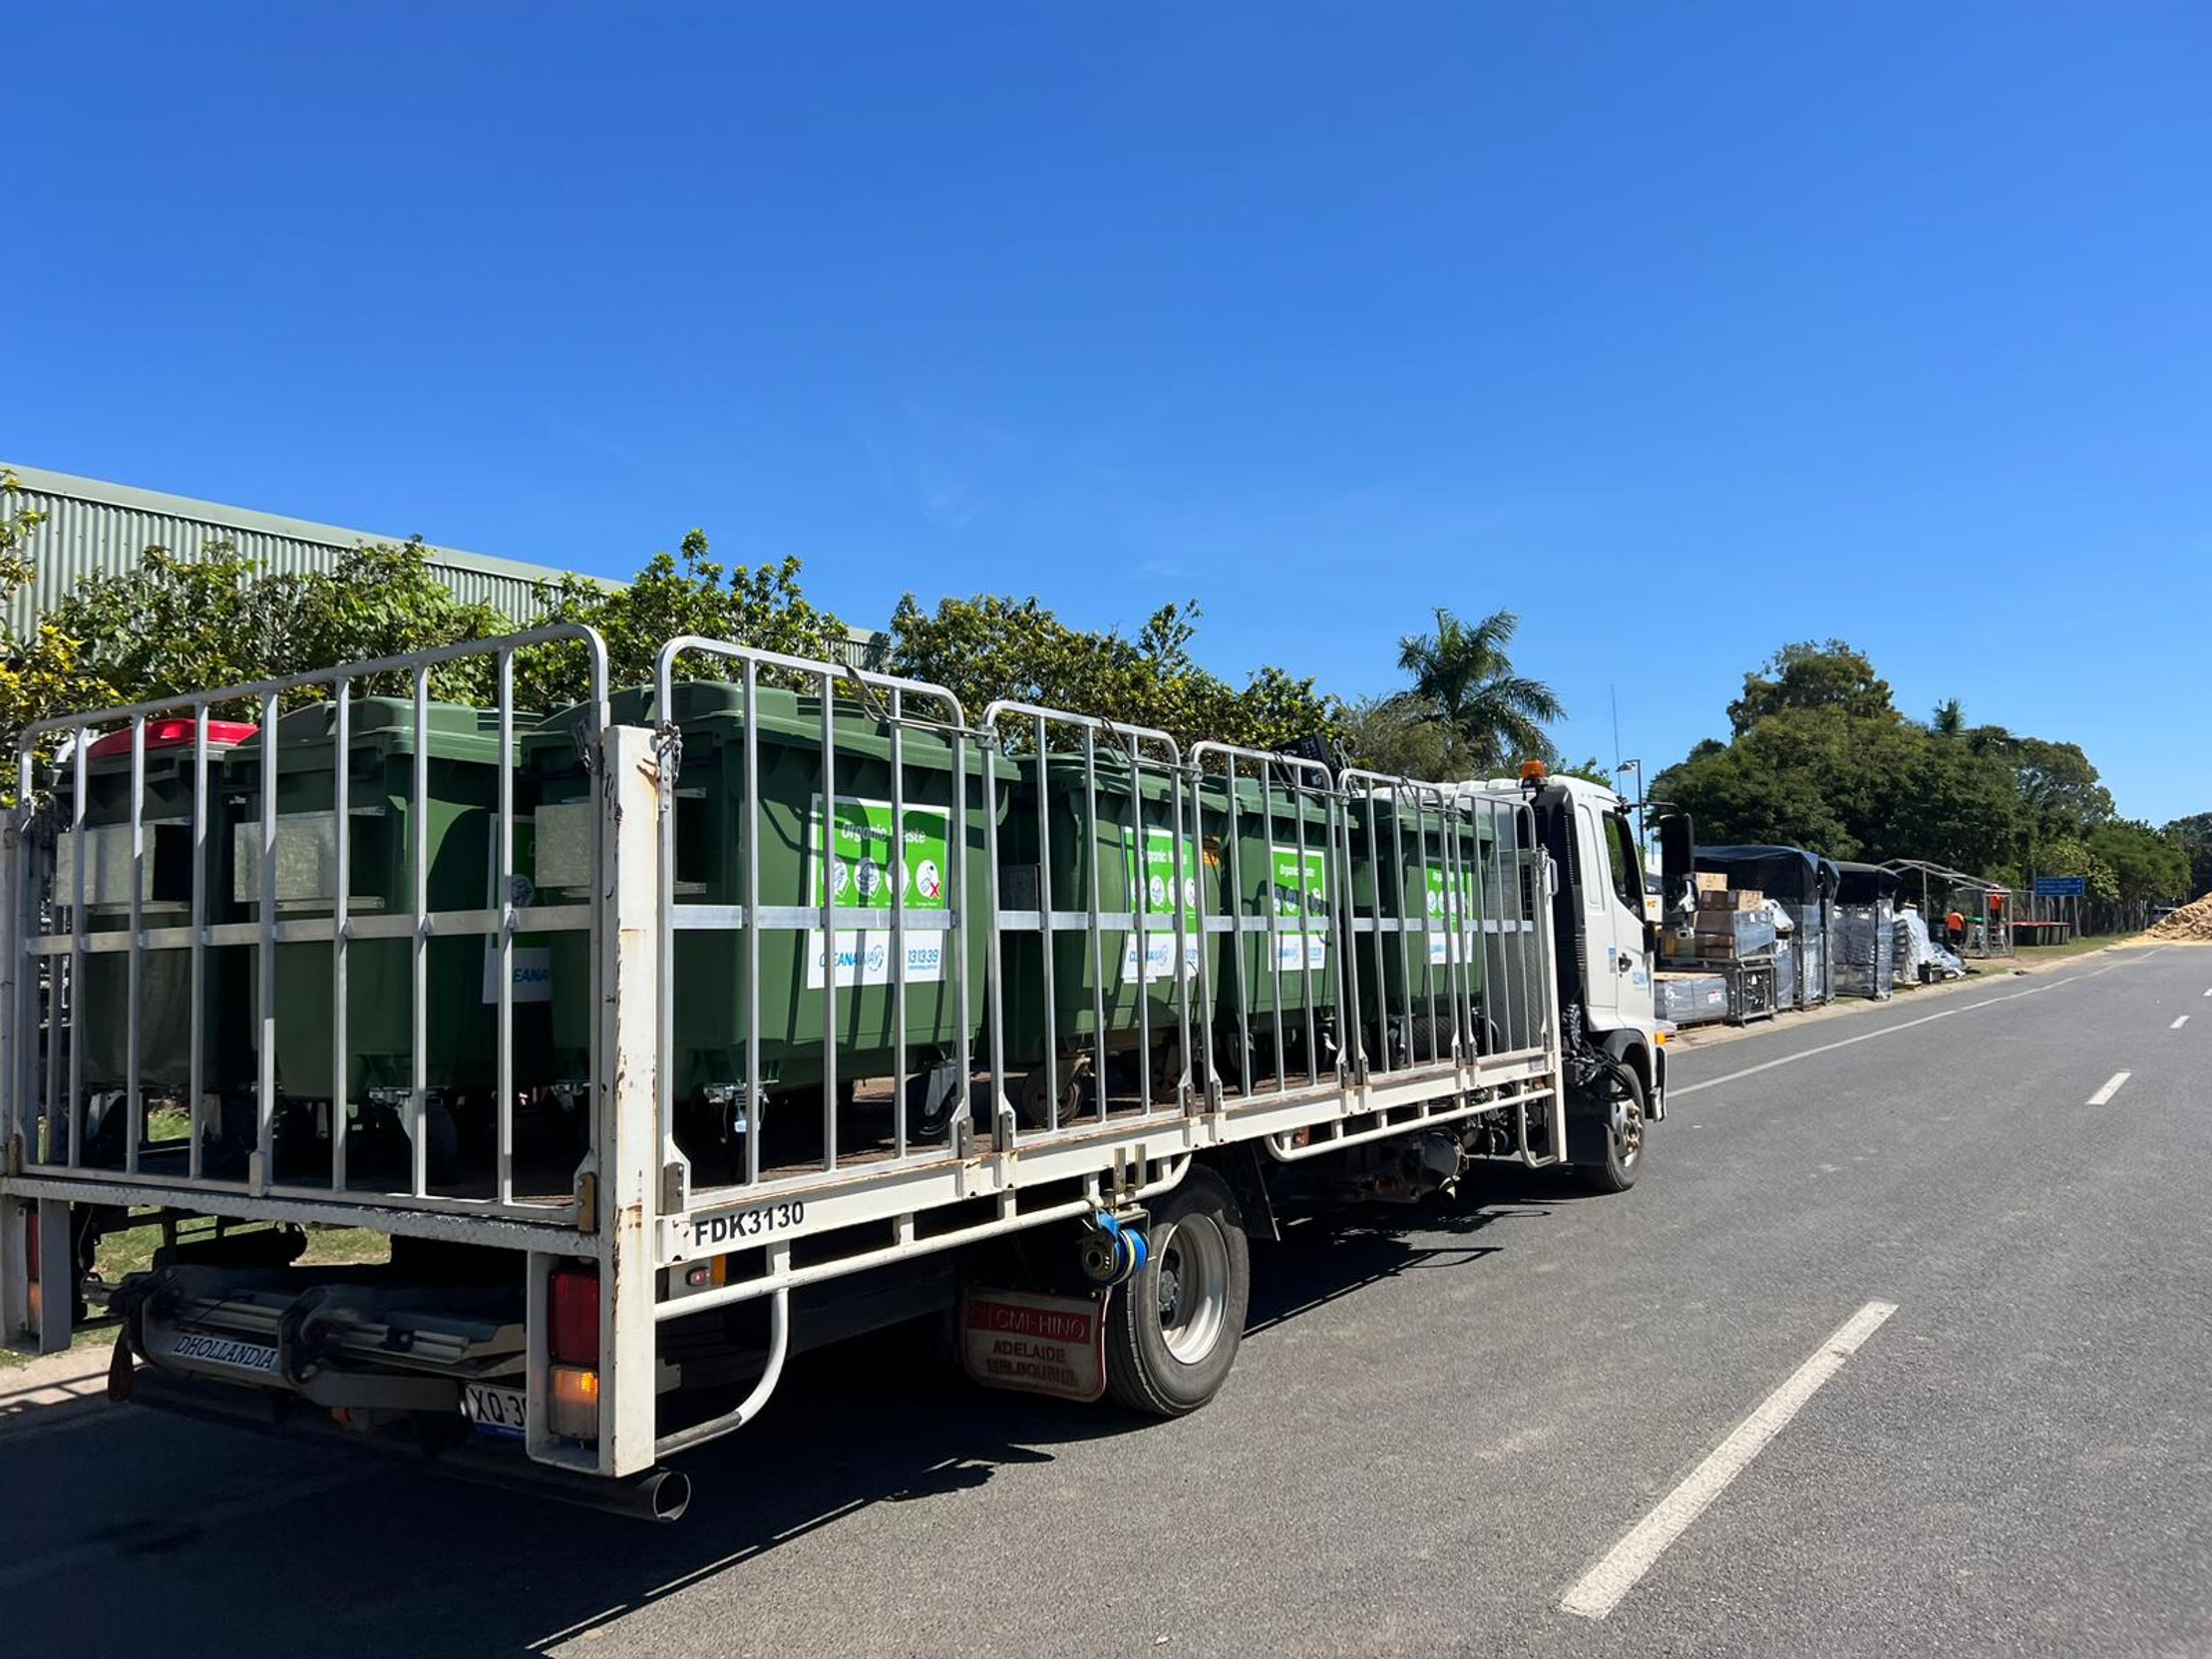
[1492,768,1671,1183]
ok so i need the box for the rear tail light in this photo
[548,1263,599,1365]
[546,1263,601,1441]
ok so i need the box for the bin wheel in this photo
[1018,1058,1090,1131]
[1573,1063,1645,1194]
[1150,1031,1205,1104]
[1103,1168,1249,1416]
[904,1063,963,1143]
[1402,1014,1479,1067]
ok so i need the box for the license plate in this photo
[463,1382,528,1438]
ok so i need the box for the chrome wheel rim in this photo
[1614,1089,1644,1170]
[1154,1215,1230,1365]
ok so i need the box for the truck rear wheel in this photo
[1104,1168,1250,1416]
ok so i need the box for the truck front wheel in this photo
[1574,1063,1646,1194]
[1104,1168,1250,1416]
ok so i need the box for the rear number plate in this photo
[463,1382,528,1437]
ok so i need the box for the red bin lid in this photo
[86,718,259,758]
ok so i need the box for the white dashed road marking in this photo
[2173,1016,2190,1030]
[2086,1071,2131,1107]
[1561,1300,1899,1620]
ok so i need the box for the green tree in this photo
[2163,812,2212,899]
[1649,715,1857,855]
[1654,645,2021,871]
[2031,833,2118,905]
[2087,820,2191,905]
[520,530,849,708]
[44,538,513,714]
[1338,692,1475,779]
[1886,728,2027,874]
[889,593,1336,752]
[1391,607,1563,774]
[2009,737,2114,840]
[0,473,106,799]
[1930,698,1965,737]
[1727,640,1893,735]
[0,471,43,595]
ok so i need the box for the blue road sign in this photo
[2033,876,2086,898]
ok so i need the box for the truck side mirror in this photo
[1650,804,1696,926]
[1653,805,1694,886]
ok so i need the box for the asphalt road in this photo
[3,944,2207,1657]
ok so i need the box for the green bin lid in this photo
[533,680,972,774]
[226,698,516,766]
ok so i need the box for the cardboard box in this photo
[1694,872,1729,894]
[1698,888,1765,912]
[1661,932,1710,961]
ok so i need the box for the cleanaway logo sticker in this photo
[480,944,554,1004]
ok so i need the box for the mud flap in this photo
[960,1287,1107,1403]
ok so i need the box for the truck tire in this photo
[1104,1168,1250,1416]
[1574,1063,1645,1194]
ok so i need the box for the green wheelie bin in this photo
[995,753,1218,1126]
[1197,775,1339,1091]
[228,699,543,1179]
[54,718,259,1164]
[1343,790,1491,1070]
[526,680,1004,1179]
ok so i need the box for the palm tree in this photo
[1393,607,1565,774]
[1931,698,1965,737]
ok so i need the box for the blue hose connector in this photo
[1081,1211,1149,1286]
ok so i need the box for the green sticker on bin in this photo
[807,794,953,987]
[1268,843,1329,971]
[1122,826,1200,984]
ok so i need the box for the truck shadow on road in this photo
[0,1180,1573,1658]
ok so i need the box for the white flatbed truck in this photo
[0,628,1674,1519]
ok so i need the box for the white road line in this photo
[1671,953,2157,1101]
[1672,984,2047,1099]
[2086,1070,2131,1106]
[1560,1301,1898,1621]
[2173,1016,2191,1030]
[2203,986,2211,998]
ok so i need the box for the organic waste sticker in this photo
[1122,825,1202,985]
[806,794,953,989]
[1422,863,1482,967]
[1267,842,1330,972]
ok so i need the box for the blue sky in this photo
[7,3,2208,823]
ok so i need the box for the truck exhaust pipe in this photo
[428,1442,693,1524]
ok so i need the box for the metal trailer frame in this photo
[2,630,1569,1489]
[1880,858,2013,959]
